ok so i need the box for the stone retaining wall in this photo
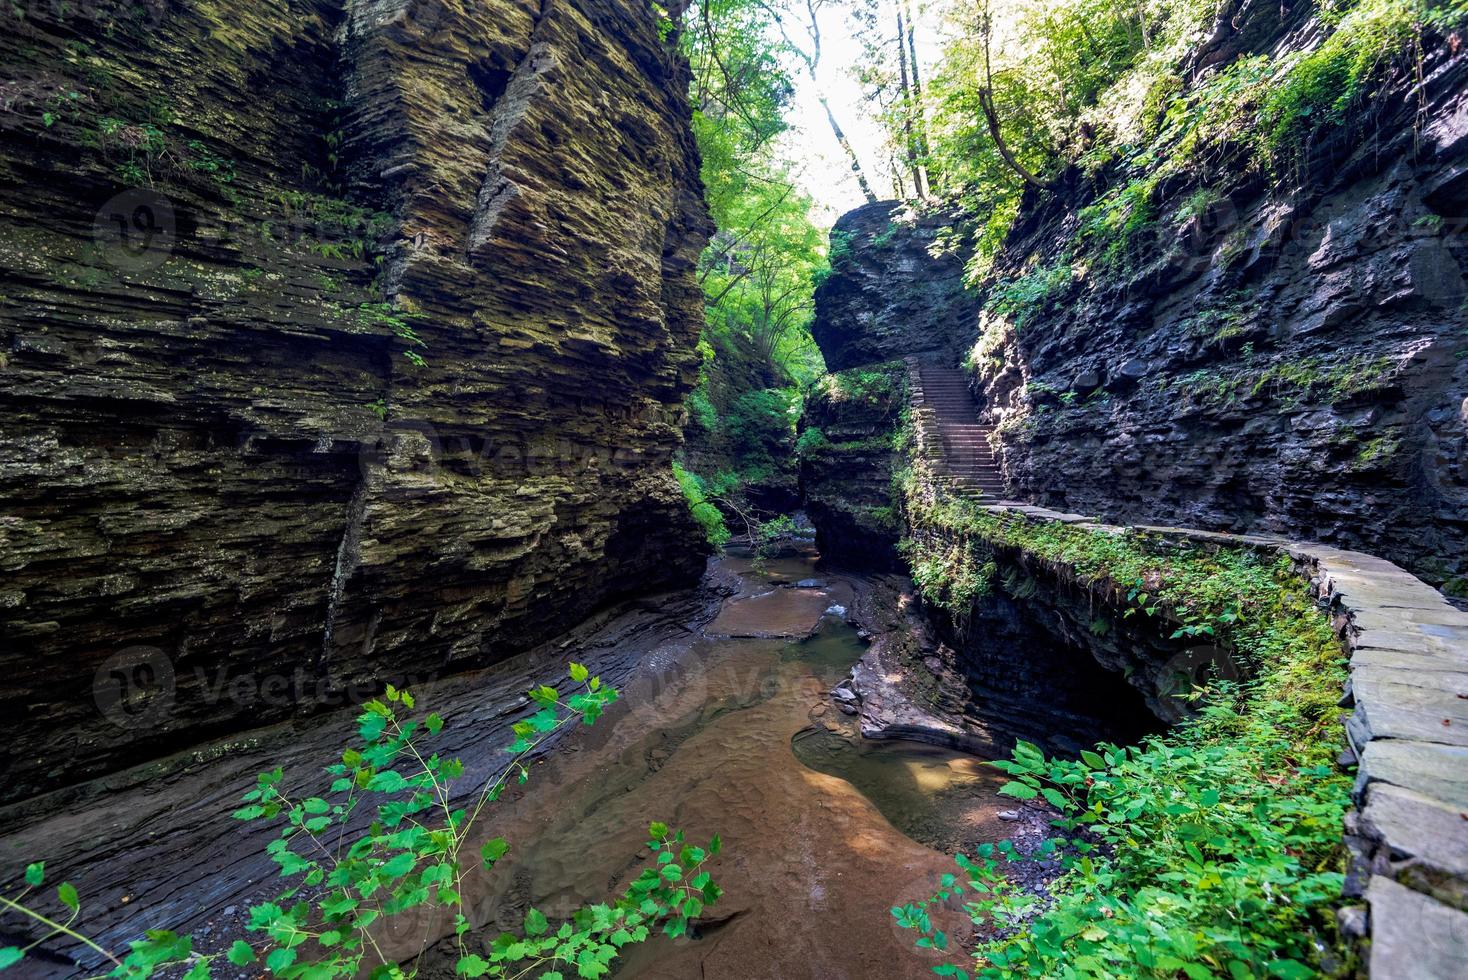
[966,501,1468,977]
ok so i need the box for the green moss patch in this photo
[895,488,1355,978]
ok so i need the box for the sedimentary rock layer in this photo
[0,0,711,799]
[810,200,973,372]
[972,7,1468,592]
[799,362,907,571]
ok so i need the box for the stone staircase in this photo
[908,360,1008,499]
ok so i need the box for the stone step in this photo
[915,365,1007,497]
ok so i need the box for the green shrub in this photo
[795,426,832,458]
[893,497,1352,980]
[724,388,798,463]
[987,261,1074,328]
[755,514,798,557]
[822,362,905,406]
[674,463,731,550]
[687,387,718,433]
[1258,0,1420,166]
[1,672,722,978]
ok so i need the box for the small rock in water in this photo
[831,680,860,714]
[998,810,1021,822]
[797,578,826,588]
[824,604,847,617]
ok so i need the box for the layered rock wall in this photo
[798,362,907,570]
[810,200,973,372]
[971,7,1468,592]
[0,0,711,798]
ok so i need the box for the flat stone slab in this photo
[1359,741,1468,811]
[1349,645,1468,673]
[1352,606,1468,633]
[1367,875,1468,978]
[1352,663,1468,694]
[1347,675,1468,747]
[1361,783,1468,877]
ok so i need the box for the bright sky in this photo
[777,0,949,225]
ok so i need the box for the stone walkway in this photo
[907,360,1006,497]
[904,366,1468,977]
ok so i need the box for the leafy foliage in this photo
[919,0,1448,280]
[893,483,1353,979]
[675,462,734,549]
[686,0,828,387]
[2,672,721,979]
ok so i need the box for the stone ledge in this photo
[1366,876,1468,979]
[973,499,1468,971]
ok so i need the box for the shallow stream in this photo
[423,546,1019,979]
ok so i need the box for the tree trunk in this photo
[977,4,1049,191]
[819,95,878,203]
[894,6,927,199]
[899,0,931,195]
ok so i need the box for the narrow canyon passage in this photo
[414,542,1021,980]
[2,540,1063,979]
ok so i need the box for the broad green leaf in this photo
[265,946,297,972]
[23,863,42,888]
[482,837,511,868]
[57,882,78,911]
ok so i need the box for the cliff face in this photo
[805,8,1467,594]
[972,7,1468,593]
[799,362,907,571]
[810,200,973,372]
[0,0,711,799]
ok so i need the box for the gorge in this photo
[1,1,1466,979]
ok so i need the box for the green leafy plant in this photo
[892,479,1352,979]
[1,671,722,978]
[794,426,832,458]
[674,462,732,549]
[986,261,1073,329]
[354,303,430,368]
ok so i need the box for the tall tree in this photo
[893,0,929,197]
[759,0,879,204]
[900,0,932,185]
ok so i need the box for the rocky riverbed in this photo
[2,539,1074,978]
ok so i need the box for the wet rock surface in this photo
[0,581,724,974]
[799,362,908,572]
[0,0,710,799]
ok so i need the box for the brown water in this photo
[425,551,1011,979]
